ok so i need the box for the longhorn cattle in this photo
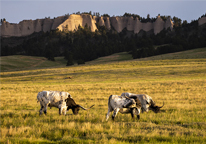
[106,95,142,121]
[37,91,94,115]
[121,92,164,113]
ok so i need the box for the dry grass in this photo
[1,50,206,143]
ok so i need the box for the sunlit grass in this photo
[1,50,206,143]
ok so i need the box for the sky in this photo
[1,0,206,24]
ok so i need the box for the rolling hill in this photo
[1,47,206,72]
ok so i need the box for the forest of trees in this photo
[1,13,206,65]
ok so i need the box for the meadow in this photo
[0,48,206,143]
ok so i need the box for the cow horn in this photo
[158,102,164,108]
[125,96,131,99]
[123,93,131,100]
[77,105,95,110]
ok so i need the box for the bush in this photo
[66,60,74,66]
[77,59,85,65]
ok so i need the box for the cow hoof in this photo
[44,111,47,115]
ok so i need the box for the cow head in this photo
[71,105,80,115]
[149,100,164,113]
[65,97,94,115]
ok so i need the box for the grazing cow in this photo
[37,91,94,115]
[37,91,70,115]
[106,95,142,121]
[121,92,164,113]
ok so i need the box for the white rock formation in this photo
[0,14,174,37]
[198,17,206,26]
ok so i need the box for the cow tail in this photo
[108,95,113,110]
[37,92,40,103]
[108,95,112,105]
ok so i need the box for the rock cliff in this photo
[98,15,173,35]
[57,14,97,32]
[0,16,68,37]
[198,17,206,26]
[1,14,175,37]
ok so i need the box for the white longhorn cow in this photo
[106,95,142,121]
[37,91,71,115]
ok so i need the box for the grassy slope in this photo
[1,47,206,72]
[138,47,206,61]
[0,48,206,143]
[0,56,67,72]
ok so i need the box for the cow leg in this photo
[44,106,47,115]
[61,107,65,115]
[39,101,44,115]
[112,108,120,121]
[137,115,140,120]
[106,104,113,121]
[130,108,135,120]
[59,105,67,115]
[62,103,67,115]
[39,105,43,116]
[137,108,141,120]
[40,99,48,115]
[59,108,62,115]
[63,108,67,115]
[131,108,140,120]
[59,107,66,115]
[106,109,112,121]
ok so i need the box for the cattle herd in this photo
[37,91,164,121]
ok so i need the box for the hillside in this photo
[0,56,67,72]
[1,47,206,72]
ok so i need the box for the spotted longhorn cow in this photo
[106,95,142,121]
[37,91,94,115]
[121,92,164,113]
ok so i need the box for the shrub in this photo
[77,59,85,65]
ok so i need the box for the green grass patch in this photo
[0,55,67,72]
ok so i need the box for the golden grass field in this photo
[0,48,206,143]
